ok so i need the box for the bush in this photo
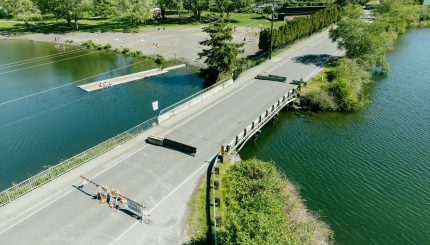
[82,40,95,48]
[104,43,112,49]
[302,82,338,111]
[132,50,143,57]
[95,44,104,50]
[259,5,345,51]
[122,48,131,56]
[219,159,333,244]
[154,55,166,64]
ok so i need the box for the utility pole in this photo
[268,0,275,60]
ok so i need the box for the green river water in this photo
[241,28,430,244]
[0,40,203,190]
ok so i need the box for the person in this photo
[106,192,111,204]
[97,186,102,200]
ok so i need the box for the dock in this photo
[78,64,186,92]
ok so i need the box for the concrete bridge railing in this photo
[0,117,158,207]
[158,77,234,123]
[224,87,298,153]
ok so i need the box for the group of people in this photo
[98,82,112,89]
[79,176,150,223]
[96,185,150,223]
[151,42,160,49]
[53,36,66,50]
[97,187,126,209]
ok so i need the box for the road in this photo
[0,29,342,244]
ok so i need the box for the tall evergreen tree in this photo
[198,15,244,86]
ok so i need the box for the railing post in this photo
[48,167,53,181]
[6,190,11,203]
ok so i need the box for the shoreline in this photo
[0,25,261,68]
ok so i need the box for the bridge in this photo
[0,29,342,244]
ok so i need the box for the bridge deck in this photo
[78,64,186,92]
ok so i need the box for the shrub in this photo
[82,40,95,48]
[259,5,345,51]
[132,50,143,57]
[104,43,112,49]
[95,44,104,50]
[154,55,166,64]
[219,159,333,244]
[122,48,131,56]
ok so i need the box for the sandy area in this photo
[1,26,261,67]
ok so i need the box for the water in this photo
[0,40,203,189]
[240,28,430,244]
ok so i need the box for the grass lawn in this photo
[228,13,286,28]
[0,12,286,34]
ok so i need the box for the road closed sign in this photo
[127,198,143,215]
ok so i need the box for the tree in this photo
[156,0,181,19]
[35,0,93,30]
[198,15,244,85]
[231,0,255,12]
[183,0,208,21]
[329,18,388,71]
[1,0,41,30]
[112,0,155,28]
[92,0,113,18]
[209,0,232,12]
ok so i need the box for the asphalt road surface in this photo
[0,29,342,244]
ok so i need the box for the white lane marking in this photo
[110,162,209,244]
[0,144,150,235]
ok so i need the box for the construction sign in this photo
[127,198,144,215]
[79,175,149,222]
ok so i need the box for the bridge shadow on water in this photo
[292,54,337,67]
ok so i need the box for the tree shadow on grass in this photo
[293,54,337,67]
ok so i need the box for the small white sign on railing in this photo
[152,101,159,111]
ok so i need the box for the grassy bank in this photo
[301,2,430,112]
[81,40,169,65]
[187,159,332,244]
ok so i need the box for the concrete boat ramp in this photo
[78,64,186,92]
